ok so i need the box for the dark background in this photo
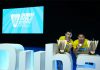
[0,0,100,53]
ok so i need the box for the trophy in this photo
[57,40,67,54]
[89,40,99,54]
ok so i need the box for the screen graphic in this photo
[2,6,44,34]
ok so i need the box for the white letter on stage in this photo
[0,43,24,70]
[34,51,45,70]
[45,43,73,70]
[18,50,34,70]
[77,54,100,70]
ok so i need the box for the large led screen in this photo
[2,6,44,34]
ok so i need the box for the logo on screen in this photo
[11,13,34,28]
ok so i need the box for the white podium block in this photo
[0,43,24,70]
[45,43,72,70]
[77,54,100,70]
[34,51,45,70]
